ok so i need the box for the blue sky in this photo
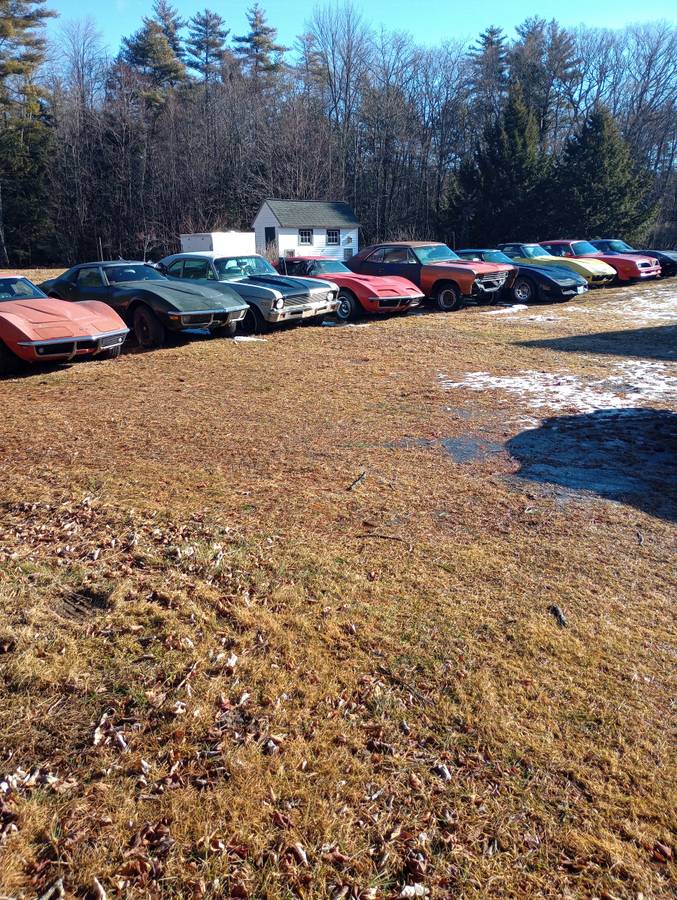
[46,0,677,55]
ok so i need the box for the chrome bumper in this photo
[267,299,339,323]
[18,328,129,358]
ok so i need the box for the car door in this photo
[357,248,386,276]
[380,247,423,286]
[73,266,109,303]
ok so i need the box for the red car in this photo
[540,240,661,282]
[277,257,424,321]
[0,274,128,374]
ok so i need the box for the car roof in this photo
[541,240,574,244]
[365,241,445,248]
[166,251,260,259]
[75,260,149,268]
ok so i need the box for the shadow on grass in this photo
[506,408,677,521]
[515,324,677,361]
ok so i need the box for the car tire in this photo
[512,277,537,304]
[133,304,166,348]
[241,305,269,335]
[434,282,462,312]
[211,320,238,338]
[336,290,358,322]
[0,340,20,376]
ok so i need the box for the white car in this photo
[158,251,339,333]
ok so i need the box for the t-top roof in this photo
[262,200,359,228]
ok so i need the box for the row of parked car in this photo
[0,237,675,374]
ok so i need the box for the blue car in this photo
[456,248,589,304]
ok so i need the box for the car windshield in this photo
[309,261,351,274]
[0,276,47,301]
[521,245,553,259]
[606,240,634,252]
[214,255,276,278]
[106,264,166,283]
[413,244,460,263]
[572,241,599,255]
[474,250,513,264]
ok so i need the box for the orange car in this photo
[0,274,128,374]
[347,241,515,310]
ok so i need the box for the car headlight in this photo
[273,297,284,310]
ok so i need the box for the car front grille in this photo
[475,270,510,292]
[36,342,75,356]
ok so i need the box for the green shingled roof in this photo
[263,200,359,228]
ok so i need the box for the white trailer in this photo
[180,232,256,255]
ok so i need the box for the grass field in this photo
[0,272,675,898]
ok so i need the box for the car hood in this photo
[120,280,244,311]
[525,255,616,276]
[0,298,125,340]
[582,251,656,266]
[227,273,335,296]
[425,260,512,276]
[638,249,677,263]
[327,273,423,296]
[518,263,585,284]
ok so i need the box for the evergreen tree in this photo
[0,0,56,265]
[551,106,654,238]
[150,0,186,60]
[186,9,229,83]
[120,20,186,89]
[468,26,508,124]
[456,82,545,244]
[234,4,286,81]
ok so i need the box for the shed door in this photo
[264,227,277,255]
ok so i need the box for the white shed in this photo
[253,200,360,260]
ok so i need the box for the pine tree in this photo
[0,0,57,265]
[233,4,286,82]
[185,9,229,83]
[457,82,546,244]
[120,20,186,88]
[551,106,654,238]
[468,26,508,124]
[150,0,186,60]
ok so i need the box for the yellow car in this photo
[498,242,616,286]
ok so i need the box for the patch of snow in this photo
[322,321,370,328]
[484,304,529,315]
[234,336,267,342]
[439,360,677,413]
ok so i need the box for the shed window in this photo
[299,229,313,245]
[326,229,340,246]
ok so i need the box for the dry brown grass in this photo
[0,276,675,898]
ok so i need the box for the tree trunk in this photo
[0,181,9,267]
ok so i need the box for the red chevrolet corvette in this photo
[0,275,128,374]
[277,257,424,321]
[540,240,661,282]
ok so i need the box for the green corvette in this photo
[40,261,249,348]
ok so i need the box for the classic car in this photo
[276,256,424,320]
[0,275,128,374]
[456,249,589,303]
[346,242,515,311]
[539,240,660,282]
[590,240,676,278]
[157,252,339,333]
[498,242,616,286]
[40,262,249,348]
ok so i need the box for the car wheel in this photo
[512,277,537,304]
[241,305,269,335]
[133,304,166,348]
[434,282,462,312]
[336,290,358,321]
[211,320,238,338]
[0,341,20,376]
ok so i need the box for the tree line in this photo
[0,0,675,266]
